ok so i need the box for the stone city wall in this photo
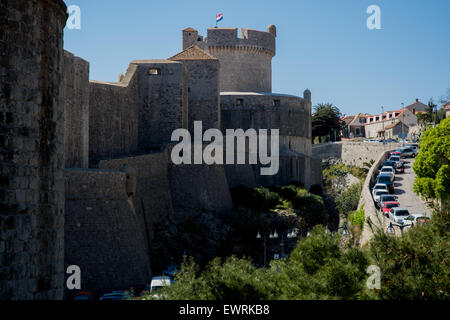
[312,142,402,167]
[64,169,151,295]
[89,64,140,165]
[62,51,89,168]
[0,0,67,300]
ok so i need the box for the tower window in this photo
[235,98,244,106]
[273,99,280,107]
[148,68,161,75]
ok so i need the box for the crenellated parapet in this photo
[205,27,276,56]
[182,25,277,93]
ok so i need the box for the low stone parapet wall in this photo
[358,149,402,245]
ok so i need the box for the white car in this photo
[403,214,428,226]
[388,207,410,224]
[379,166,395,181]
[373,183,388,192]
[150,276,172,299]
[372,189,389,204]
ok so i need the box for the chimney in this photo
[416,98,419,102]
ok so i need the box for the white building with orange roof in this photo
[365,107,417,139]
[444,102,450,118]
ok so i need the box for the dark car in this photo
[377,174,394,193]
[382,161,397,170]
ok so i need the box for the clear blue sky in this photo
[62,0,450,116]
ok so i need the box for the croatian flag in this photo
[216,13,223,23]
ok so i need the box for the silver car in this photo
[388,207,410,224]
[373,189,389,205]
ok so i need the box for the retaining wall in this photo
[64,169,151,295]
[358,150,401,245]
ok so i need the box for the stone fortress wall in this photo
[183,26,276,93]
[1,1,322,298]
[312,142,403,167]
[0,0,67,299]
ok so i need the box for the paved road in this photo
[392,157,431,217]
[362,156,432,241]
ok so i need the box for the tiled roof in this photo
[384,121,408,130]
[169,45,218,61]
[183,27,197,32]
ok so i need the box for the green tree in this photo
[312,103,342,142]
[369,209,450,300]
[413,117,450,205]
[336,183,363,217]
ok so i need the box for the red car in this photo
[382,201,400,216]
[390,151,402,157]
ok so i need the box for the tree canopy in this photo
[413,117,450,203]
[312,103,342,142]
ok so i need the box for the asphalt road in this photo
[392,157,432,217]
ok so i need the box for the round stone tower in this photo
[205,25,276,93]
[0,0,67,299]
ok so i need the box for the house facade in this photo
[341,99,422,140]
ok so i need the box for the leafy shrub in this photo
[413,117,450,201]
[370,209,450,299]
[336,182,363,216]
[349,204,365,231]
[154,226,370,300]
[230,185,281,211]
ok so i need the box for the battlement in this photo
[183,25,276,56]
[206,27,276,56]
[182,25,277,93]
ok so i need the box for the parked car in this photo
[373,183,388,192]
[379,166,395,181]
[148,276,172,299]
[403,214,427,226]
[377,174,394,193]
[390,151,402,157]
[379,194,399,211]
[382,161,397,170]
[372,189,389,204]
[381,201,400,216]
[99,291,129,301]
[388,156,403,168]
[73,292,94,301]
[417,216,430,224]
[388,207,410,224]
[399,148,416,158]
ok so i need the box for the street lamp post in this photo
[257,229,298,266]
[387,222,408,235]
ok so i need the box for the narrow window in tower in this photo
[273,99,280,107]
[148,68,161,75]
